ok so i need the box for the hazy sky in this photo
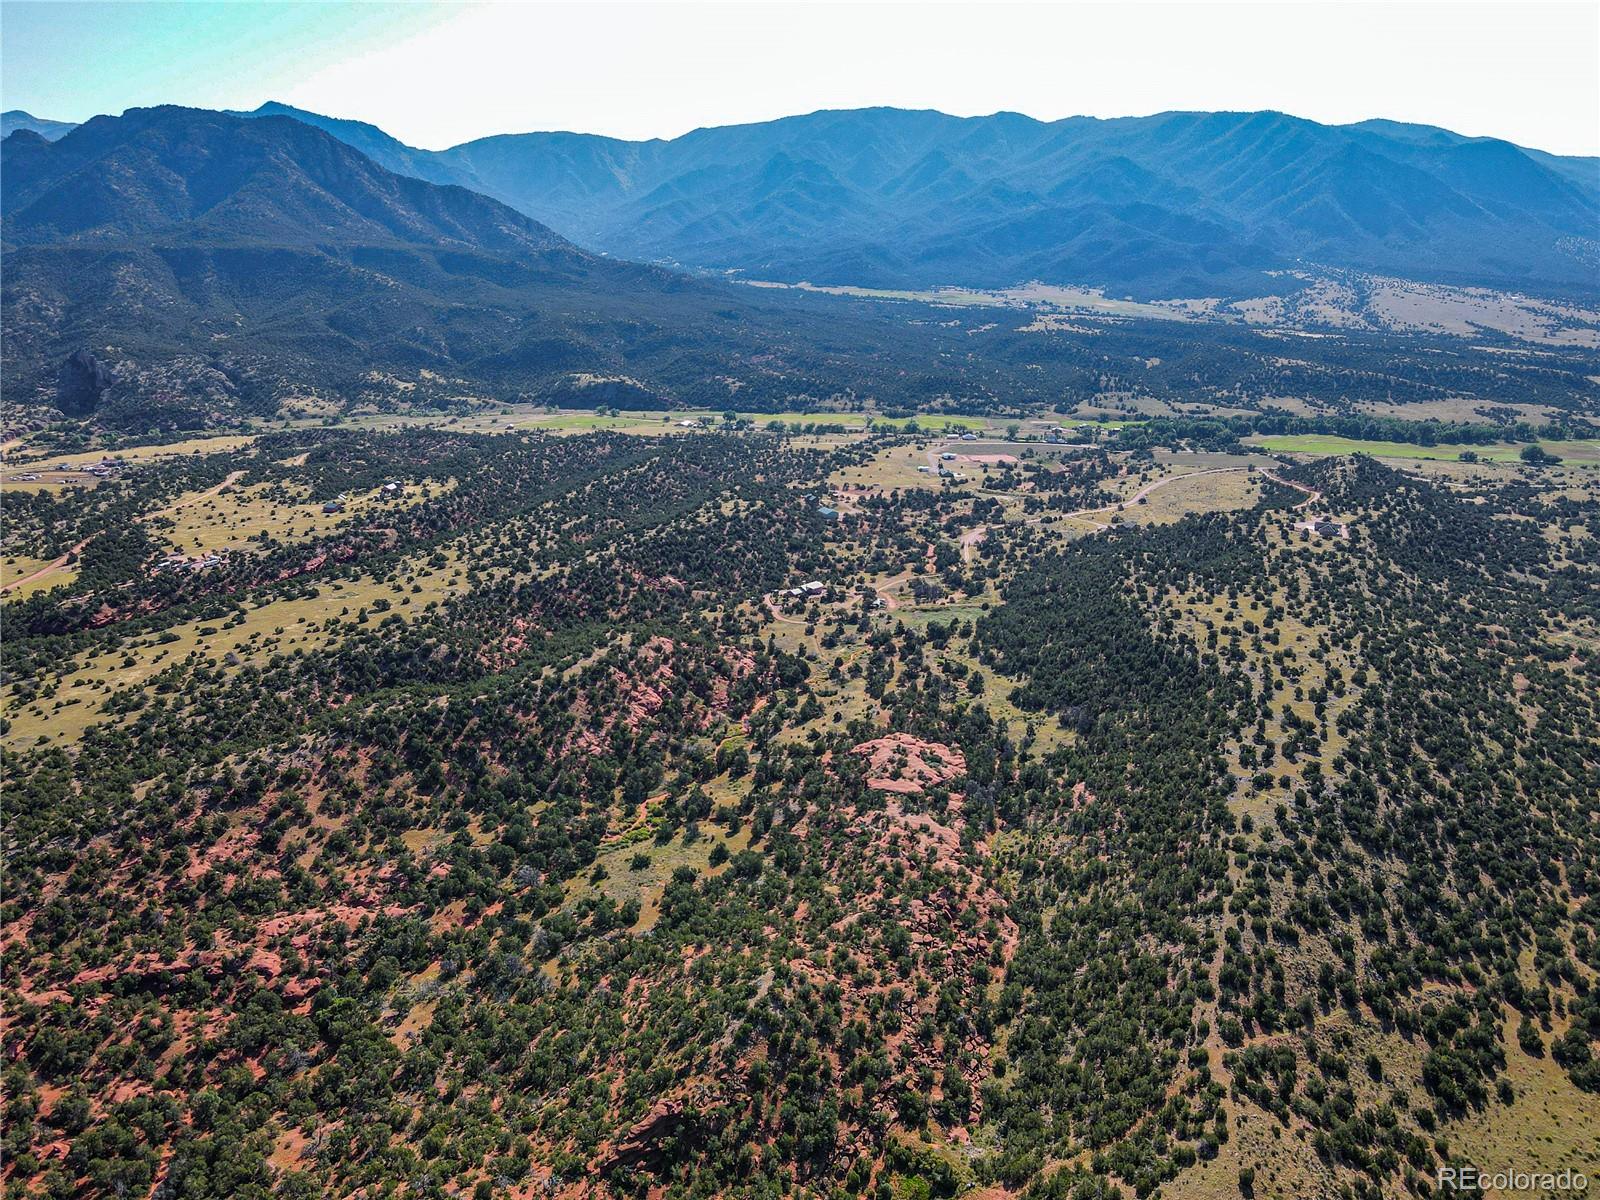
[4,1,1598,155]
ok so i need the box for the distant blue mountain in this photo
[237,103,1600,297]
[1,110,78,141]
[225,102,469,190]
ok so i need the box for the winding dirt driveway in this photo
[959,524,988,563]
[4,469,251,598]
[1037,465,1247,530]
[1257,469,1321,507]
[148,469,246,521]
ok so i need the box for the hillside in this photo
[1,106,571,253]
[3,419,1598,1199]
[3,83,1600,1200]
[0,107,1037,430]
[241,102,1600,297]
[13,106,1593,436]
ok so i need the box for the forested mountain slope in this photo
[241,102,1600,296]
[0,107,1076,431]
[1,106,570,253]
[8,108,1598,438]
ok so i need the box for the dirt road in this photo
[5,469,251,597]
[873,570,912,610]
[148,469,247,521]
[1258,469,1321,508]
[959,524,988,563]
[2,535,92,596]
[767,463,1303,622]
[1052,465,1248,527]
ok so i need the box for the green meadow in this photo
[1248,434,1600,465]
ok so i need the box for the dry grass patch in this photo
[150,477,456,556]
[2,551,476,750]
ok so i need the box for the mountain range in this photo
[230,101,1600,297]
[2,106,569,255]
[4,102,1597,431]
[13,102,1597,297]
[0,106,1074,428]
[0,110,77,141]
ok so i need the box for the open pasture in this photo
[1248,433,1600,466]
[3,432,259,468]
[1,554,79,599]
[150,475,455,556]
[1,548,478,750]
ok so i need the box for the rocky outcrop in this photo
[599,1097,699,1172]
[55,348,116,415]
[850,733,967,794]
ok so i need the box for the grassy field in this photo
[740,278,1189,322]
[742,280,1017,306]
[1,549,479,749]
[301,404,989,437]
[152,480,342,555]
[828,443,968,493]
[0,474,108,496]
[562,823,755,939]
[1,406,1031,474]
[1121,466,1265,525]
[1448,1009,1600,1190]
[0,555,79,599]
[4,433,260,468]
[825,436,1126,497]
[150,476,454,556]
[1248,434,1600,466]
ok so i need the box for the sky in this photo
[3,0,1598,156]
